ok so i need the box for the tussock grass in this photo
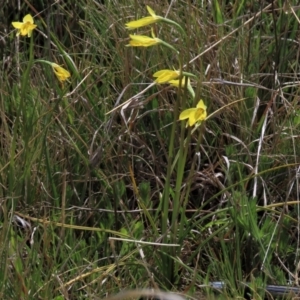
[1,0,300,299]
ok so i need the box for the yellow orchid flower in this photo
[153,69,180,83]
[127,28,178,52]
[124,5,185,35]
[127,33,161,47]
[12,14,37,37]
[51,63,71,83]
[179,100,207,127]
[125,6,163,29]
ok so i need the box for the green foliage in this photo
[1,0,300,299]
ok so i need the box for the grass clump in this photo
[1,1,300,299]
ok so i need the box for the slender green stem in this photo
[22,34,35,203]
[9,34,35,204]
[178,123,204,244]
[161,52,194,284]
[20,34,34,99]
[170,55,185,242]
[159,40,179,54]
[162,120,176,238]
[161,18,186,36]
[161,55,185,285]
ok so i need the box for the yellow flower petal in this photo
[188,112,198,126]
[153,69,180,83]
[125,5,161,29]
[51,63,71,83]
[194,108,207,122]
[179,100,207,127]
[11,14,37,37]
[126,17,157,29]
[146,6,156,17]
[23,14,34,24]
[128,34,160,47]
[153,70,166,77]
[21,24,37,37]
[179,108,196,120]
[196,99,206,110]
[11,22,23,29]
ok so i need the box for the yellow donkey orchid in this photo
[127,31,162,47]
[179,100,207,127]
[12,14,37,37]
[153,69,180,83]
[125,6,162,29]
[51,63,71,83]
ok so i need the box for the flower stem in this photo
[160,40,179,54]
[162,18,186,36]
